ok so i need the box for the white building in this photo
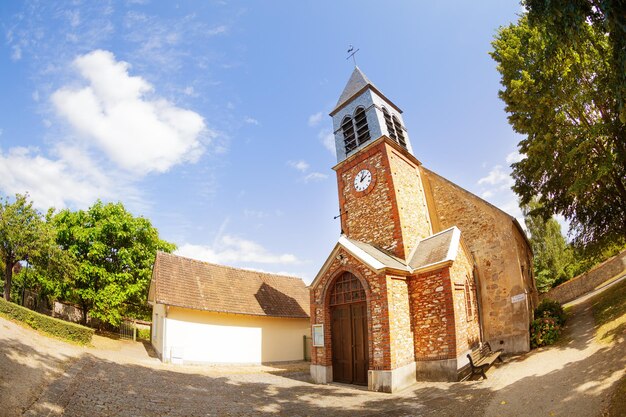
[148,252,310,365]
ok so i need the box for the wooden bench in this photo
[466,342,503,380]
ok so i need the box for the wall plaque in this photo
[511,293,526,303]
[312,324,324,347]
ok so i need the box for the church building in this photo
[309,68,538,392]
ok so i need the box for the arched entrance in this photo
[329,272,369,385]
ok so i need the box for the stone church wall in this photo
[421,167,536,353]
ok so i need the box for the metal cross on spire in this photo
[346,45,360,66]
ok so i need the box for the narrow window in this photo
[354,107,370,145]
[382,107,396,140]
[464,278,474,320]
[342,116,357,153]
[392,115,406,148]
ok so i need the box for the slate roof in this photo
[149,252,310,318]
[408,227,460,270]
[333,66,373,112]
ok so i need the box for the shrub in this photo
[530,299,567,348]
[535,299,566,325]
[137,328,151,341]
[530,316,561,348]
[0,297,94,344]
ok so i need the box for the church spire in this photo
[329,68,413,163]
[333,67,373,114]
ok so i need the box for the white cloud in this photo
[182,86,197,96]
[51,50,208,175]
[0,146,119,210]
[206,25,228,36]
[66,10,81,28]
[243,209,270,219]
[176,235,300,265]
[477,165,514,188]
[318,128,336,156]
[244,117,259,125]
[303,172,328,183]
[505,150,526,164]
[11,45,22,61]
[287,160,310,172]
[308,112,323,127]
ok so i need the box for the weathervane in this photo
[346,45,359,66]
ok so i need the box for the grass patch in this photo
[0,297,94,345]
[590,278,626,345]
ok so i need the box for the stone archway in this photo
[328,271,369,385]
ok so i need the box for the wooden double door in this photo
[331,302,369,385]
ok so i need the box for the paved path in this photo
[1,291,623,416]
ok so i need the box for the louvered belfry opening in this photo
[382,107,396,140]
[392,115,406,148]
[342,116,357,153]
[342,107,371,154]
[354,107,370,146]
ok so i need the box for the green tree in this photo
[490,13,626,253]
[0,194,46,302]
[52,201,175,326]
[524,201,574,292]
[523,0,626,123]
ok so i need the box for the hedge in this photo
[0,297,94,345]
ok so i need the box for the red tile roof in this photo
[149,252,310,318]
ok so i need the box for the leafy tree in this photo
[52,201,175,326]
[0,194,46,301]
[491,13,626,253]
[523,0,626,123]
[524,200,574,292]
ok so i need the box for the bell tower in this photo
[331,68,432,259]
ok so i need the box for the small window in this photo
[354,107,370,145]
[464,277,474,321]
[382,107,396,140]
[392,115,406,147]
[342,116,357,153]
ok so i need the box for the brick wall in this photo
[335,137,433,260]
[408,268,456,360]
[386,275,414,368]
[336,141,402,257]
[540,249,626,304]
[310,248,392,370]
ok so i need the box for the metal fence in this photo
[303,335,312,361]
[119,320,137,341]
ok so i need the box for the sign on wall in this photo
[312,324,324,347]
[511,293,526,303]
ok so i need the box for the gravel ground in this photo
[1,296,623,417]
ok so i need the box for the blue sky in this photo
[0,1,527,283]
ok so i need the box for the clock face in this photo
[354,169,372,192]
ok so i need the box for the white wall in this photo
[160,306,310,364]
[151,303,166,359]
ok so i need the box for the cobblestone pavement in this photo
[3,297,624,417]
